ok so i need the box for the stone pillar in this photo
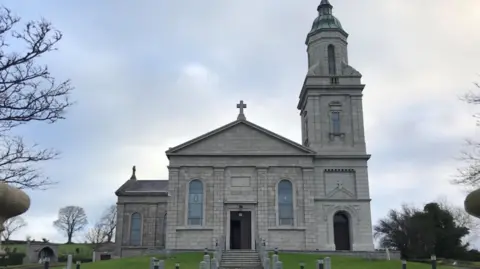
[213,168,225,242]
[257,167,268,240]
[114,203,125,255]
[302,168,316,249]
[165,166,180,249]
[92,251,96,262]
[272,254,278,269]
[211,258,218,269]
[204,254,211,269]
[66,254,73,269]
[324,257,331,269]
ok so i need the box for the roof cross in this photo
[237,100,247,120]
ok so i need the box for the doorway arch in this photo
[37,246,55,261]
[333,211,351,250]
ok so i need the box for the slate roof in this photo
[115,179,169,196]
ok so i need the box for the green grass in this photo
[272,253,449,269]
[52,252,204,269]
[43,252,452,269]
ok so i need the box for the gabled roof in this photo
[165,119,316,156]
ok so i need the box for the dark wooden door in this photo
[333,212,351,250]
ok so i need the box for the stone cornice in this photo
[314,198,371,202]
[315,154,371,160]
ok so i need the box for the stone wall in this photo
[115,195,168,256]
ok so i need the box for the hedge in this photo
[0,252,26,266]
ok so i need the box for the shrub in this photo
[0,252,26,266]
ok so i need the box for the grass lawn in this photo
[273,253,449,269]
[52,252,204,269]
[45,252,451,269]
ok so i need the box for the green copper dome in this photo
[306,0,347,44]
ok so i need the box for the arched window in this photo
[188,180,204,225]
[331,111,341,133]
[130,212,142,246]
[278,180,294,226]
[328,44,336,75]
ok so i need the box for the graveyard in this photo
[44,252,449,269]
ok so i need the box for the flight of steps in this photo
[220,250,262,269]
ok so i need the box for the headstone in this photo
[275,261,283,269]
[199,261,207,269]
[402,260,407,269]
[66,254,73,269]
[76,261,81,269]
[92,251,96,262]
[272,254,279,269]
[204,254,211,269]
[159,260,165,269]
[385,248,391,260]
[324,257,331,269]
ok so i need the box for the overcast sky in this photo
[2,0,480,244]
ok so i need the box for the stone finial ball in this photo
[0,182,31,231]
[464,188,480,218]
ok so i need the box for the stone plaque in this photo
[231,176,250,187]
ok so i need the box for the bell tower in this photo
[298,0,367,156]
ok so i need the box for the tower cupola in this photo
[306,0,346,44]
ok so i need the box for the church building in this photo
[114,0,375,257]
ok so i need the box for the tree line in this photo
[374,197,480,261]
[2,204,116,245]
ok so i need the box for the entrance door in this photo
[333,211,351,250]
[229,211,252,249]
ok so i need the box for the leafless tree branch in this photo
[1,216,27,241]
[53,206,88,244]
[0,6,73,190]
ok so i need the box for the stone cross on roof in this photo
[237,100,247,120]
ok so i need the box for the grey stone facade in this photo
[114,1,376,257]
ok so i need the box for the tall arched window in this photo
[188,180,204,225]
[130,212,142,246]
[331,111,341,134]
[278,180,294,226]
[328,44,336,75]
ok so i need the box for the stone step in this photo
[219,266,263,269]
[222,258,261,261]
[222,256,260,260]
[220,260,261,264]
[221,263,262,267]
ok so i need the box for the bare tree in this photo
[53,206,88,244]
[451,82,480,188]
[84,223,105,246]
[0,6,73,190]
[98,204,116,243]
[1,216,26,241]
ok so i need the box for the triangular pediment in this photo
[166,120,316,156]
[327,187,355,199]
